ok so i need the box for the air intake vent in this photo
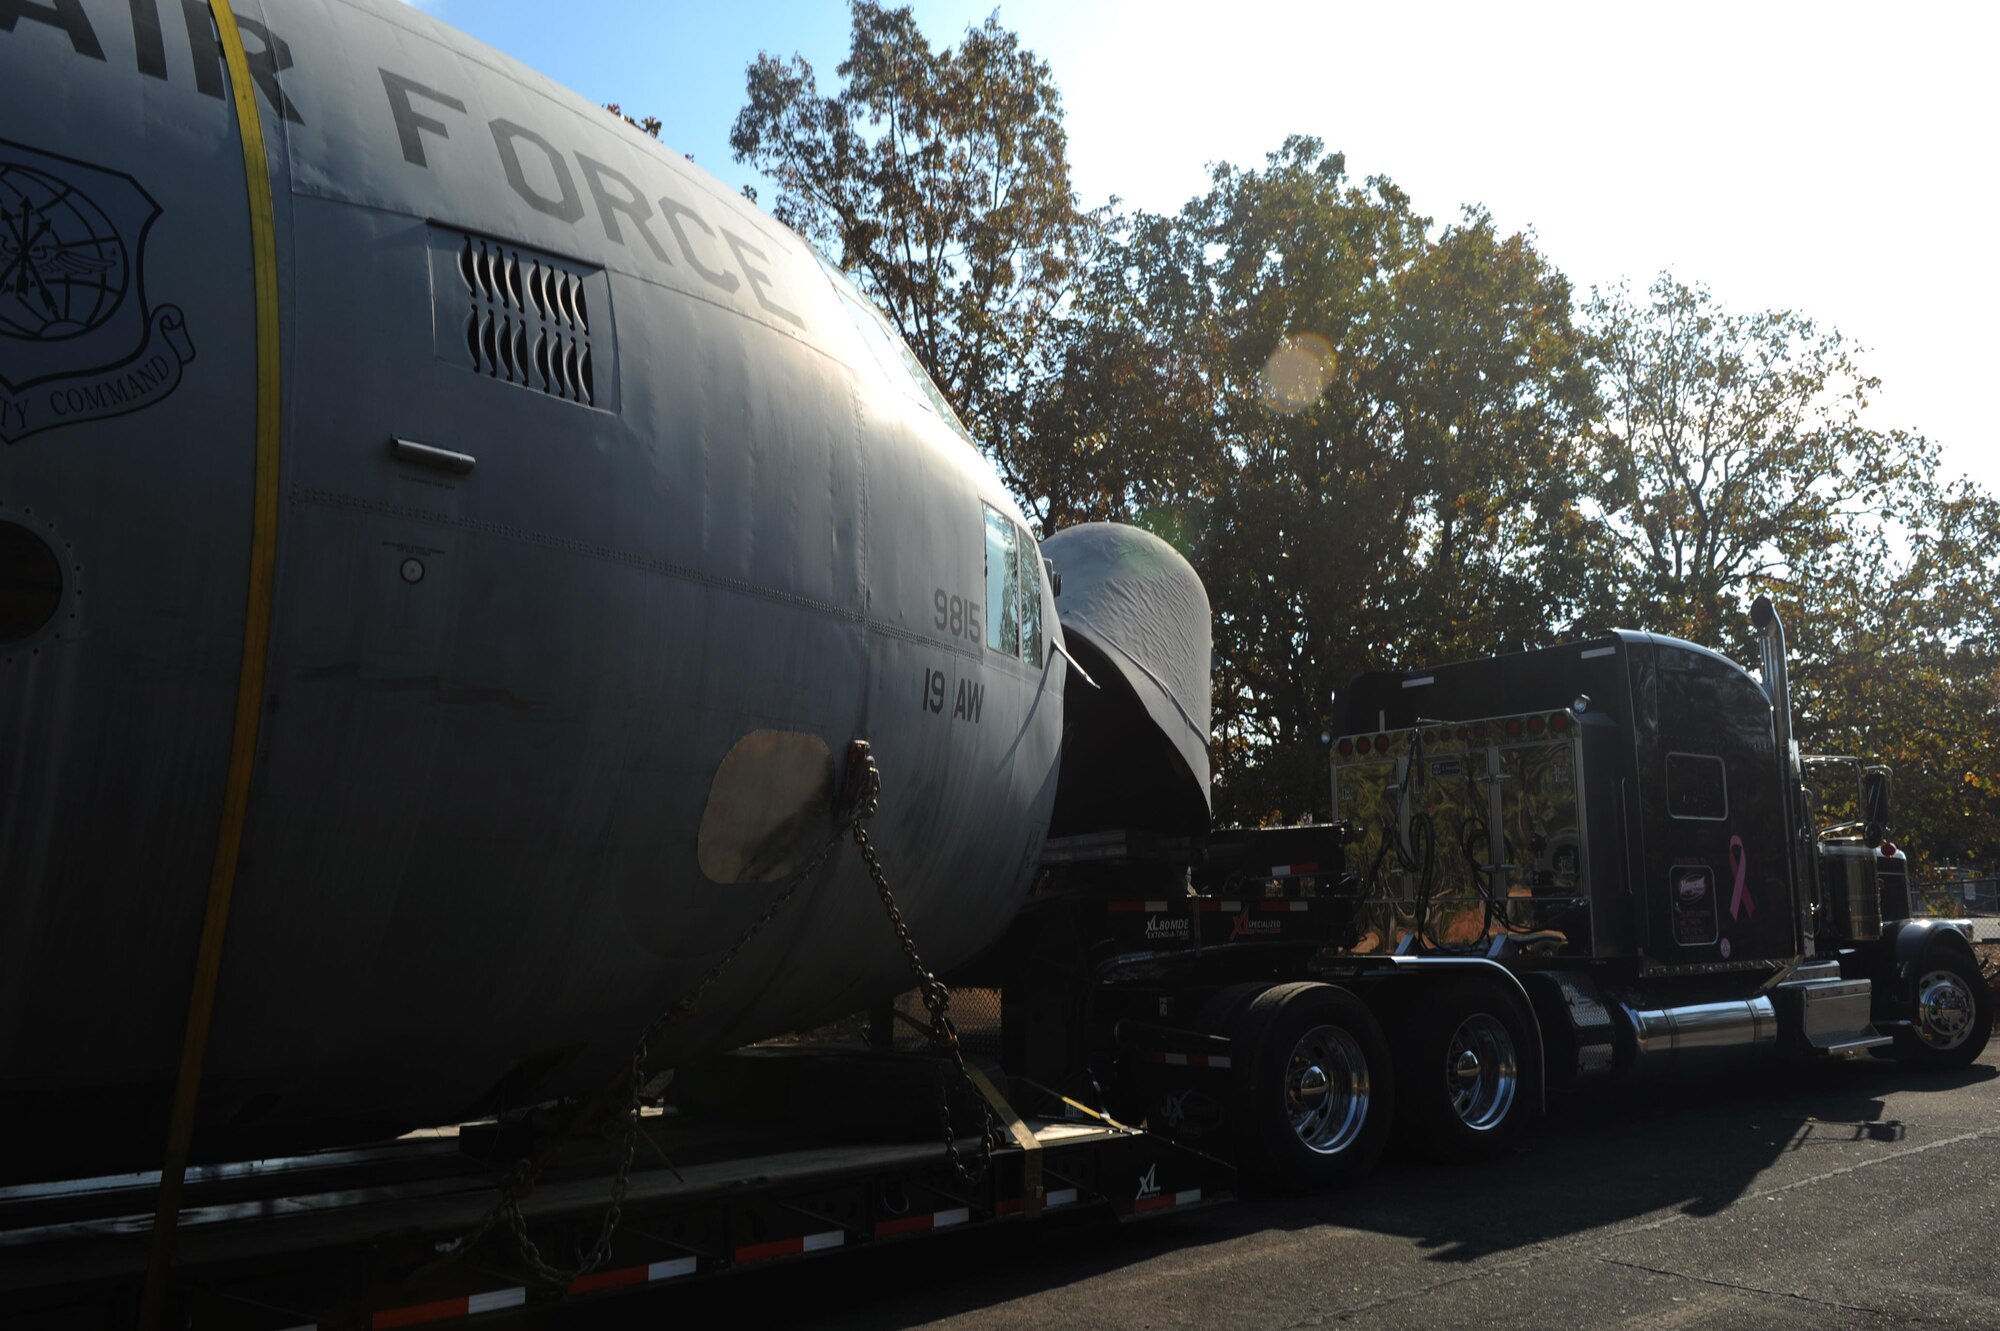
[428,226,615,411]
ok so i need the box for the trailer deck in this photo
[0,1054,1232,1330]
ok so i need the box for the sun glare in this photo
[1260,332,1335,416]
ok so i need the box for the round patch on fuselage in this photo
[697,730,835,884]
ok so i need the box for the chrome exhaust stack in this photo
[1750,595,1817,959]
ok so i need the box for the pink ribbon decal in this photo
[1728,836,1753,920]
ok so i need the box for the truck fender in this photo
[1363,956,1548,1112]
[1883,918,1981,1007]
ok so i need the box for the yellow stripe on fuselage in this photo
[143,1,285,1323]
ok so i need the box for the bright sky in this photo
[415,0,2000,495]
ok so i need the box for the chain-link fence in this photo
[1914,877,1999,948]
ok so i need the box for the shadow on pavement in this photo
[1308,1058,1994,1263]
[542,1057,1994,1327]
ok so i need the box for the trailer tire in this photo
[1227,982,1392,1191]
[1893,941,1992,1070]
[1393,977,1540,1163]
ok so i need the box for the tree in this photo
[1580,275,1917,647]
[1784,477,2000,872]
[730,1,1101,494]
[1040,139,1597,822]
[1577,276,2000,868]
[603,103,661,139]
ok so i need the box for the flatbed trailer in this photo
[0,1045,1232,1329]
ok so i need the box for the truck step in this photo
[1817,1034,1896,1057]
[1772,973,1882,1054]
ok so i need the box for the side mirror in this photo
[1861,766,1892,849]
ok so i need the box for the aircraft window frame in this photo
[810,250,977,446]
[1016,523,1043,668]
[984,505,1020,657]
[1664,751,1729,821]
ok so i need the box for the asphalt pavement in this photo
[569,1055,2000,1329]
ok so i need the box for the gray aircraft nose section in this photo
[1043,523,1211,824]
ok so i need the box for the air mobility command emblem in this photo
[0,139,195,444]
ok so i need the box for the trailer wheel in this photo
[1228,982,1392,1191]
[1395,977,1540,1163]
[1893,943,1992,1070]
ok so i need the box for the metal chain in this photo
[847,759,999,1185]
[449,740,993,1284]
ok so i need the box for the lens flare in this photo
[1259,332,1335,416]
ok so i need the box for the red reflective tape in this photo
[998,1197,1024,1215]
[1134,1188,1203,1215]
[738,1231,841,1263]
[878,1206,969,1237]
[1259,901,1290,912]
[1194,900,1223,912]
[1106,901,1145,913]
[568,1265,648,1295]
[735,1236,804,1264]
[373,1297,469,1329]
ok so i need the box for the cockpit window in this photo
[982,503,1043,667]
[811,249,976,445]
[984,505,1019,656]
[1017,529,1042,667]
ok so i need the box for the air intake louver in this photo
[430,227,613,410]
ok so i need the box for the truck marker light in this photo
[1549,712,1573,733]
[1527,715,1546,736]
[1372,734,1391,754]
[1337,737,1354,756]
[1505,718,1524,737]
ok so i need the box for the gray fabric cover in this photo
[1042,523,1212,810]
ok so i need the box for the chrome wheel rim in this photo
[1914,969,1976,1050]
[1445,1012,1518,1132]
[1285,1024,1371,1155]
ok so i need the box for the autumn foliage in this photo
[731,2,2000,870]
